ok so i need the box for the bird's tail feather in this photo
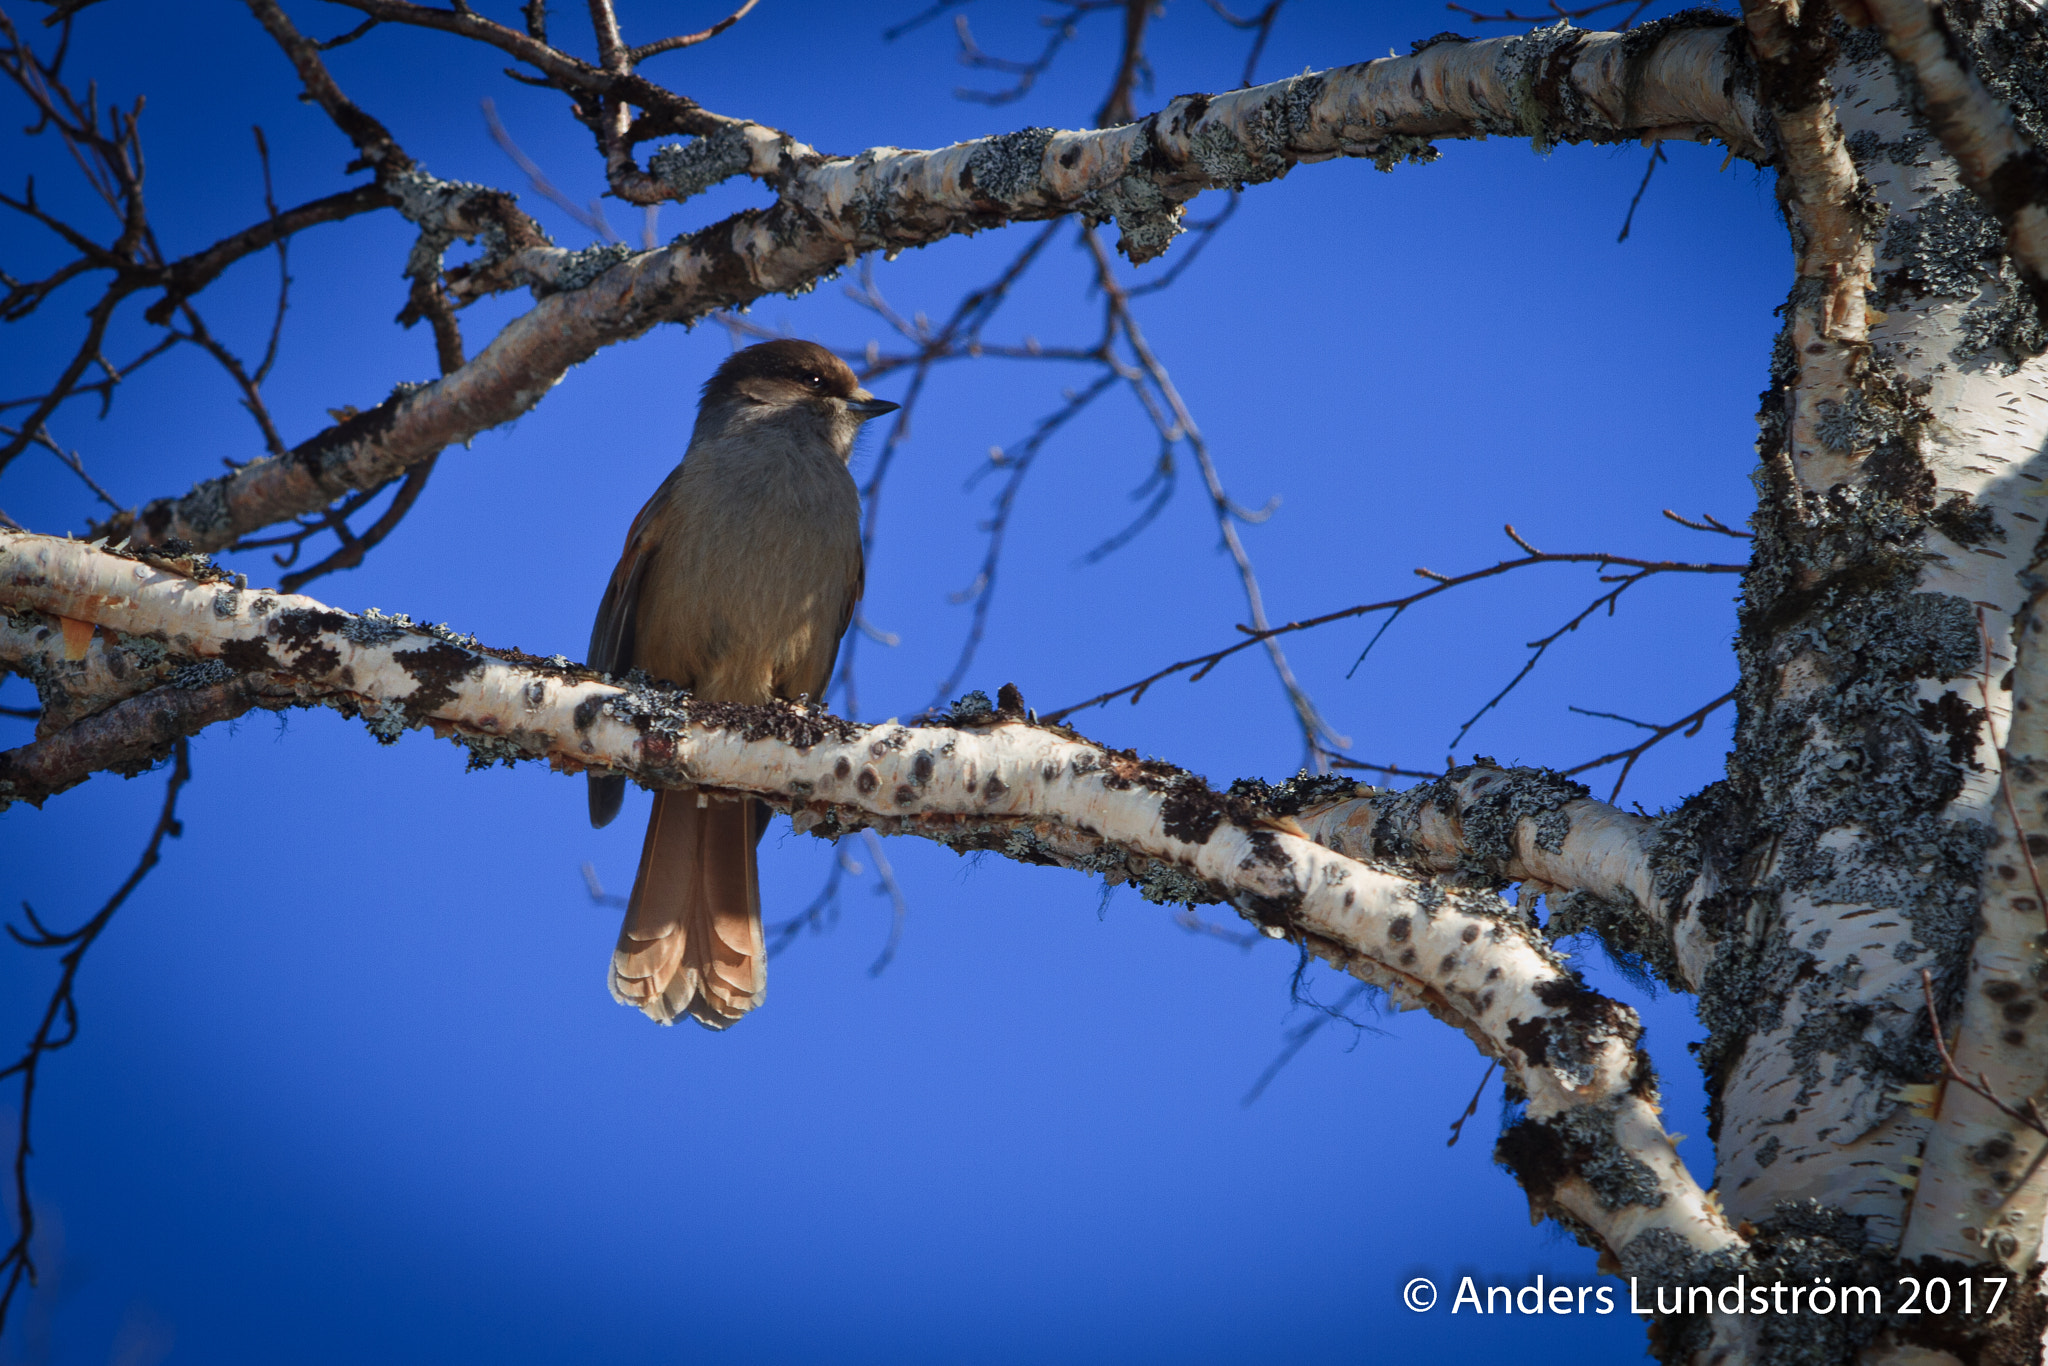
[610,791,764,1029]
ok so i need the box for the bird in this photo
[586,339,897,1029]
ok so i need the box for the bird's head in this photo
[697,338,898,459]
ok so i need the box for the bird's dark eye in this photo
[803,373,823,388]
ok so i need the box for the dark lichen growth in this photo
[1408,31,1469,54]
[1224,769,1359,817]
[1502,975,1647,1094]
[1931,493,2005,547]
[1692,331,2000,1153]
[1879,187,2046,369]
[963,126,1056,204]
[649,125,753,202]
[1362,762,1587,886]
[168,659,233,690]
[938,689,995,723]
[1547,885,1685,994]
[536,243,632,297]
[1496,1097,1665,1218]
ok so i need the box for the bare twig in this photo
[1616,142,1666,243]
[862,828,913,976]
[1662,507,1751,539]
[1920,967,2048,1143]
[1200,0,1286,86]
[628,0,760,62]
[1449,0,1653,26]
[1239,980,1372,1107]
[1446,1058,1499,1147]
[949,4,1121,107]
[1978,607,2048,932]
[482,96,620,244]
[1047,526,1742,725]
[0,739,191,1334]
[1560,688,1736,802]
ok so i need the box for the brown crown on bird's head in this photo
[700,339,898,414]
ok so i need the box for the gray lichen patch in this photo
[1496,21,1593,153]
[1495,1096,1664,1220]
[360,698,410,745]
[341,608,412,647]
[1355,132,1441,173]
[1361,762,1588,885]
[336,607,482,653]
[963,126,1055,205]
[1077,174,1184,264]
[458,729,541,771]
[649,125,754,202]
[1187,72,1325,188]
[175,476,233,539]
[388,164,499,282]
[535,243,633,297]
[168,659,233,690]
[1878,187,2046,369]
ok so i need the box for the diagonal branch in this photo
[100,18,1768,553]
[1860,0,2048,323]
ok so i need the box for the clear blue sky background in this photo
[1,3,1786,1363]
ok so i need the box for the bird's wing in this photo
[586,497,661,829]
[588,502,662,678]
[813,551,864,704]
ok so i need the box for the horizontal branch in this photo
[102,16,1766,552]
[0,673,264,805]
[0,529,1743,1272]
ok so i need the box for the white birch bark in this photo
[0,528,1743,1284]
[1710,28,2048,1257]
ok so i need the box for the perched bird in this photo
[587,339,896,1028]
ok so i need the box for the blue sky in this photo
[0,3,1785,1362]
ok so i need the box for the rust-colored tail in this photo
[609,791,765,1029]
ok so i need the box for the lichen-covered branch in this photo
[1739,0,1877,502]
[1294,763,1717,995]
[1862,0,2048,324]
[0,528,1741,1279]
[104,15,1766,553]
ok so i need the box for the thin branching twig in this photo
[0,739,191,1331]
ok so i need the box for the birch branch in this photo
[1739,0,1877,503]
[1294,764,1717,994]
[0,529,1743,1277]
[1860,0,2048,324]
[100,16,1765,553]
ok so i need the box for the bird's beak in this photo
[846,392,900,418]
